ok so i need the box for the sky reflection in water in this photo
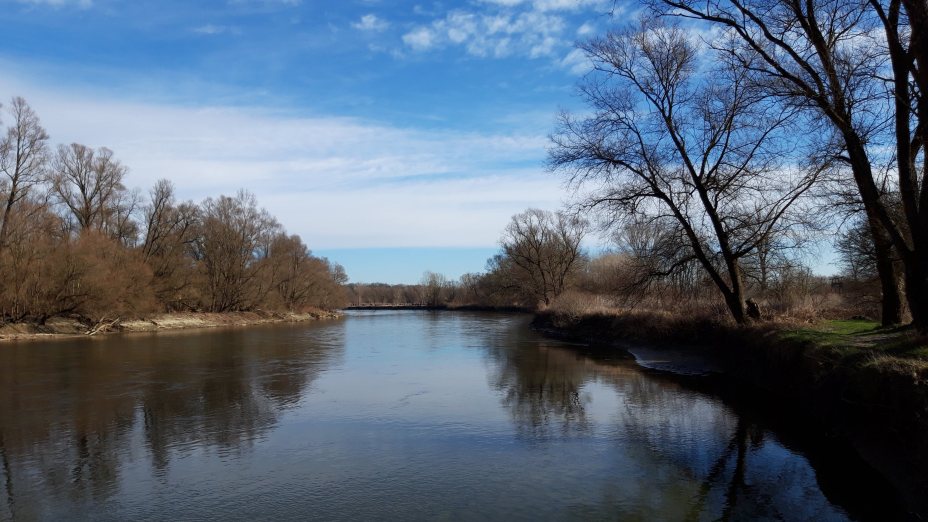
[0,311,895,520]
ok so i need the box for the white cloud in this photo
[227,0,301,6]
[15,0,92,8]
[352,14,390,32]
[403,9,569,58]
[400,0,613,59]
[560,47,591,75]
[0,71,562,249]
[478,0,609,12]
[402,26,436,50]
[192,24,239,36]
[576,22,595,36]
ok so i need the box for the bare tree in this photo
[193,190,281,312]
[837,217,880,282]
[549,22,821,323]
[613,217,705,299]
[140,179,200,310]
[50,144,128,234]
[0,97,49,246]
[500,208,587,307]
[420,271,450,307]
[261,233,347,311]
[651,0,926,327]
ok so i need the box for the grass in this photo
[781,319,879,346]
[781,319,928,370]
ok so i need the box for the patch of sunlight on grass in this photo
[780,319,877,347]
[781,319,928,364]
[824,319,881,335]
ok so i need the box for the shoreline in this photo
[531,309,928,518]
[0,309,342,343]
[344,304,531,313]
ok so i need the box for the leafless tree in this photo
[140,179,200,310]
[420,271,451,307]
[0,97,49,247]
[837,217,880,282]
[193,190,281,312]
[50,144,129,234]
[549,22,821,323]
[261,233,347,310]
[500,208,588,307]
[651,0,926,327]
[612,217,705,299]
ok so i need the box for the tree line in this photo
[0,97,348,325]
[543,0,926,329]
[361,0,928,328]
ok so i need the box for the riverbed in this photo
[0,311,906,520]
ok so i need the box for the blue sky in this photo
[0,0,628,283]
[0,0,839,282]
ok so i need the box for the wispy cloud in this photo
[15,0,93,8]
[576,21,595,36]
[477,0,610,12]
[192,24,240,36]
[352,14,389,32]
[227,0,302,7]
[402,26,436,51]
[559,47,591,75]
[402,9,568,58]
[0,71,561,249]
[401,0,610,59]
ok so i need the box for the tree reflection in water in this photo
[488,340,593,440]
[485,333,891,521]
[0,324,343,519]
[0,313,906,520]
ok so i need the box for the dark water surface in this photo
[0,311,905,520]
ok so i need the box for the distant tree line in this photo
[347,209,589,310]
[0,97,348,325]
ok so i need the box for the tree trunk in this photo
[870,218,907,326]
[725,292,747,325]
[902,247,928,332]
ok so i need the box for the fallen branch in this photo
[86,317,121,336]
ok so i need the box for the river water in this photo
[0,311,905,520]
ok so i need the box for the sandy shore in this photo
[0,310,341,343]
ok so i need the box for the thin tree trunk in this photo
[725,261,749,325]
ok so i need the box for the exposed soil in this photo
[0,310,341,343]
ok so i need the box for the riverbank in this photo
[0,309,341,343]
[533,309,928,517]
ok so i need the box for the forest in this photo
[0,97,348,327]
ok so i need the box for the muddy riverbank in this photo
[0,310,341,343]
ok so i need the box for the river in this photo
[0,311,906,520]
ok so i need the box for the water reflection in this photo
[0,312,910,521]
[488,341,593,440]
[484,329,900,521]
[0,323,343,520]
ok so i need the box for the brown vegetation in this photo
[0,97,349,329]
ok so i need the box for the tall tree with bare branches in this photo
[550,21,821,324]
[651,0,926,327]
[500,208,587,307]
[0,97,49,247]
[50,144,129,234]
